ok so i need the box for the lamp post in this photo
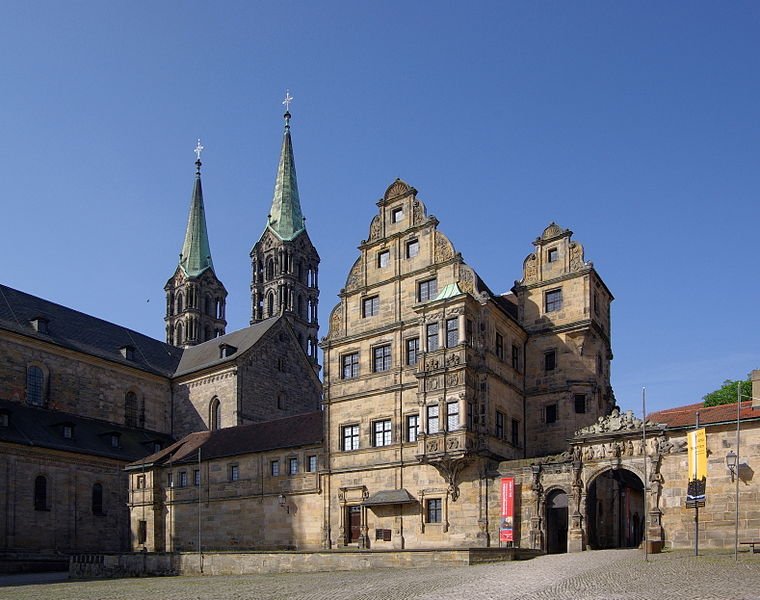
[726,450,738,483]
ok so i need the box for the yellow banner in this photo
[687,428,707,481]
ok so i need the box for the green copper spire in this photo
[179,140,215,277]
[266,97,305,241]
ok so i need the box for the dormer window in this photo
[120,345,136,361]
[29,317,49,334]
[219,344,237,359]
[62,425,73,439]
[0,412,8,427]
[109,433,121,448]
[547,248,558,263]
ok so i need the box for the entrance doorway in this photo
[545,490,568,554]
[347,505,362,544]
[587,468,644,549]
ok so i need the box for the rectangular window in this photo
[511,418,519,447]
[426,498,442,523]
[0,413,8,427]
[417,278,437,302]
[342,352,359,379]
[545,289,563,313]
[373,419,392,447]
[288,457,298,475]
[62,425,73,439]
[307,455,318,472]
[545,404,558,424]
[466,319,473,346]
[377,250,390,268]
[446,401,459,431]
[427,405,439,434]
[593,291,599,315]
[179,471,187,487]
[547,248,558,263]
[191,469,199,486]
[545,350,556,372]
[136,475,146,489]
[575,394,587,414]
[495,410,505,439]
[342,424,360,451]
[229,464,239,481]
[467,402,476,430]
[373,345,392,372]
[167,472,173,488]
[511,345,520,371]
[406,239,419,258]
[391,207,403,223]
[406,337,419,366]
[362,296,379,318]
[426,323,439,352]
[111,434,120,448]
[406,414,419,442]
[446,318,459,347]
[270,460,280,477]
[495,333,504,360]
[138,520,147,545]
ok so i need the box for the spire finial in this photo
[194,139,204,173]
[282,90,293,128]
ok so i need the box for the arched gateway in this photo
[528,408,673,554]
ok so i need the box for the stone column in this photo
[568,460,586,552]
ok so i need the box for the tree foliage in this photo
[702,379,752,407]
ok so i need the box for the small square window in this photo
[575,394,586,414]
[545,289,562,313]
[362,296,380,318]
[307,455,318,472]
[545,404,558,424]
[136,475,146,489]
[373,345,391,372]
[270,460,280,477]
[545,350,556,372]
[342,352,359,379]
[377,250,390,268]
[406,239,419,258]
[288,457,298,475]
[547,248,558,263]
[426,498,442,523]
[229,464,239,481]
[391,207,403,223]
[418,279,437,302]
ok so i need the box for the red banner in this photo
[499,477,514,542]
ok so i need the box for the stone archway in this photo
[586,468,644,549]
[545,489,569,554]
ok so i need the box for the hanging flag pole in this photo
[735,383,741,562]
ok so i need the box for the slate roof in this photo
[0,398,174,462]
[173,316,281,377]
[648,400,760,429]
[0,284,182,377]
[128,410,323,468]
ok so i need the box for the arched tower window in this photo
[277,392,286,410]
[298,295,304,319]
[176,322,184,346]
[34,475,47,511]
[26,365,44,406]
[166,292,174,316]
[267,292,275,317]
[205,295,212,315]
[125,391,138,427]
[210,397,221,431]
[176,292,184,314]
[266,257,275,280]
[92,483,104,515]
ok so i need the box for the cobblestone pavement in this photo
[2,550,760,600]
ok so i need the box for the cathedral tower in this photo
[165,142,227,347]
[250,99,320,368]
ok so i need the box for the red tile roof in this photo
[648,400,758,428]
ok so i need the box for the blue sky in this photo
[1,2,758,415]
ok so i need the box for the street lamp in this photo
[726,450,738,483]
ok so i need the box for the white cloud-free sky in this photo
[1,2,758,415]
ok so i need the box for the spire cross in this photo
[194,139,204,161]
[282,90,293,113]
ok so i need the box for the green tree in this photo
[702,378,752,407]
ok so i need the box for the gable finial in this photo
[282,90,293,128]
[194,139,204,174]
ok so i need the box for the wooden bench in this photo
[740,541,760,553]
